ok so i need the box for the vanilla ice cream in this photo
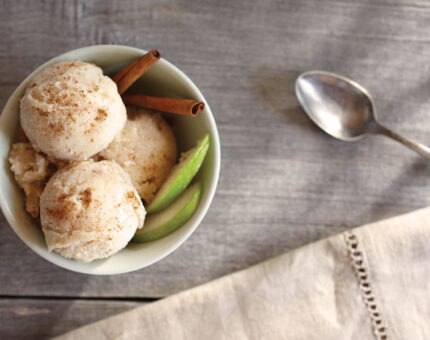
[99,107,177,203]
[9,143,53,218]
[40,160,145,262]
[20,60,126,161]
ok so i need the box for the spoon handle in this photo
[378,125,430,160]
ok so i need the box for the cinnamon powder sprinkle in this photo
[84,123,96,134]
[95,109,107,122]
[58,193,72,202]
[37,108,49,117]
[79,188,92,208]
[126,191,141,210]
[48,122,65,134]
[46,200,76,220]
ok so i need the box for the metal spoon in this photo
[295,70,430,159]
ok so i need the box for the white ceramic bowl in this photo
[0,45,220,275]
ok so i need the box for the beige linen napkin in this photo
[56,207,430,340]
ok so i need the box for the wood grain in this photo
[0,298,144,339]
[1,0,430,310]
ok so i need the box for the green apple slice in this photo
[134,182,202,242]
[147,133,210,214]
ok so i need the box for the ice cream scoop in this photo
[40,160,145,262]
[20,60,126,161]
[99,107,177,203]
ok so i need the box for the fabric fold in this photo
[56,207,430,340]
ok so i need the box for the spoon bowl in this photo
[296,71,379,141]
[295,70,430,159]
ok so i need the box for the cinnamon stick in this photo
[122,94,205,117]
[114,49,161,95]
[112,58,139,83]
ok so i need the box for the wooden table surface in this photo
[2,0,430,338]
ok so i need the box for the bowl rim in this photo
[0,44,221,275]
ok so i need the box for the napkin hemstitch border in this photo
[345,231,388,340]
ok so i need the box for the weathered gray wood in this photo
[0,298,144,339]
[1,0,430,300]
